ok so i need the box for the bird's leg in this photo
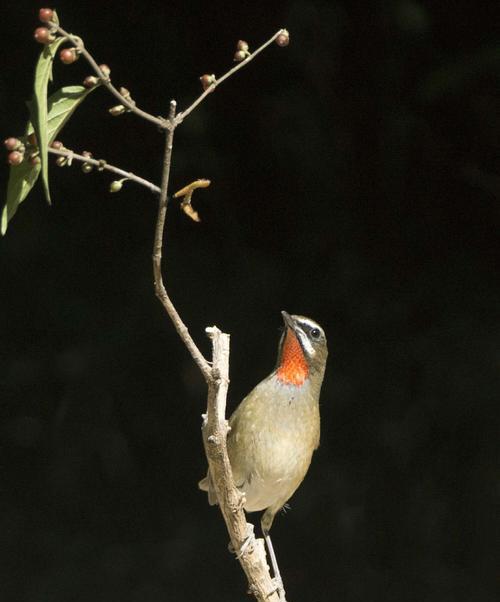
[263,529,285,599]
[261,510,286,600]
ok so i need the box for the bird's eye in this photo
[310,328,321,339]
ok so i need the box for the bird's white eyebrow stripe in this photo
[296,317,322,334]
[297,330,315,355]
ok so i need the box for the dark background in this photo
[1,1,499,601]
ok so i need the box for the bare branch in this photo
[148,31,290,600]
[203,327,283,602]
[51,23,169,130]
[48,147,161,194]
[152,101,212,381]
[176,29,287,124]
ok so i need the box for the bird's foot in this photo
[228,523,255,559]
[269,576,286,601]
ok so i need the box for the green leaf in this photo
[28,84,100,144]
[3,85,100,235]
[1,161,41,236]
[28,36,66,206]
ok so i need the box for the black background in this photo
[1,1,499,601]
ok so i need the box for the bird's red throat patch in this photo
[277,328,309,386]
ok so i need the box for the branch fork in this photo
[48,17,291,599]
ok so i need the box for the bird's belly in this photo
[238,436,313,512]
[227,378,320,513]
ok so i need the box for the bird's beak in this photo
[281,310,296,332]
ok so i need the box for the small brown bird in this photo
[199,311,328,592]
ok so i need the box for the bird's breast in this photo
[227,375,320,512]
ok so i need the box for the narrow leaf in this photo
[3,85,100,235]
[28,36,66,205]
[1,161,41,236]
[28,85,100,144]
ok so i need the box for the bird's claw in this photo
[228,524,255,559]
[266,577,286,601]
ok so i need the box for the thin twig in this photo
[148,32,289,601]
[48,147,161,194]
[176,29,286,124]
[51,23,169,130]
[152,101,212,381]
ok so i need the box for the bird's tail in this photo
[198,472,218,505]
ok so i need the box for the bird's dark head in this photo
[276,311,328,386]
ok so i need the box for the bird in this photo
[199,311,328,595]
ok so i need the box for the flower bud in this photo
[34,27,55,45]
[55,156,67,167]
[83,75,99,88]
[39,8,54,23]
[237,40,249,52]
[7,151,24,166]
[199,74,216,91]
[99,64,111,78]
[60,48,78,65]
[109,180,123,193]
[50,140,63,150]
[276,30,290,47]
[233,50,246,62]
[108,104,126,116]
[82,163,93,173]
[4,137,21,151]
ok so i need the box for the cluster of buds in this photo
[4,134,41,167]
[83,65,110,90]
[109,86,135,116]
[233,40,250,62]
[49,141,69,166]
[81,151,93,173]
[5,138,25,166]
[33,8,57,45]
